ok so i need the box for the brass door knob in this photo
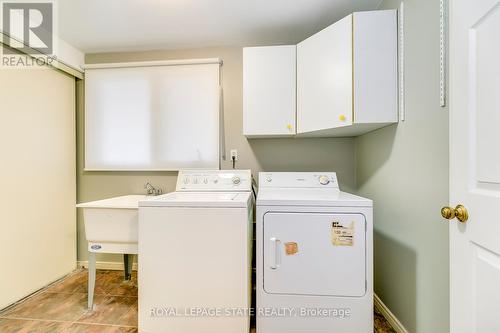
[441,204,469,223]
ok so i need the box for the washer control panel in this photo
[259,172,339,189]
[176,170,252,192]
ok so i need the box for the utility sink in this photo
[77,195,149,254]
[77,194,152,310]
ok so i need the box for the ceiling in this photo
[58,0,381,54]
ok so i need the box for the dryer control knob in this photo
[232,176,241,185]
[319,175,330,185]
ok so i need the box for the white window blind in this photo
[84,61,220,171]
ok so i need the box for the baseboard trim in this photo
[77,260,138,271]
[374,293,410,333]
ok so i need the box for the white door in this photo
[263,212,366,296]
[449,1,500,332]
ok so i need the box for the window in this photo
[84,60,221,170]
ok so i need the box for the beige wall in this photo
[355,1,449,332]
[79,47,357,263]
[1,62,77,309]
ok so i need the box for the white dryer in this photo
[138,170,254,333]
[256,172,373,333]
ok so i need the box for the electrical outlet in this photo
[230,149,238,161]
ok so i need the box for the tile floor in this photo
[0,269,396,332]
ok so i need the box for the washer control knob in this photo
[203,178,208,184]
[319,175,330,185]
[183,177,189,184]
[266,176,272,183]
[232,176,241,185]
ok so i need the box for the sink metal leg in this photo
[124,254,133,280]
[88,252,96,310]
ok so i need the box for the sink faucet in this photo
[144,182,162,196]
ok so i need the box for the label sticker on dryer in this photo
[331,221,354,246]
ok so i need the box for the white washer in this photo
[138,170,253,333]
[256,172,373,333]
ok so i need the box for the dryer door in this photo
[263,212,366,297]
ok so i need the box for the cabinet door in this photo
[243,45,296,137]
[297,15,353,134]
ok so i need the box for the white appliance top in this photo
[139,191,252,208]
[140,170,253,208]
[257,189,371,207]
[257,172,371,207]
[259,172,339,189]
[176,169,252,192]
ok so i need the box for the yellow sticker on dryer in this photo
[331,221,354,246]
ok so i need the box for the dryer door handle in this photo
[269,237,280,270]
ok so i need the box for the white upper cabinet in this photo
[243,45,296,137]
[297,10,398,136]
[242,10,397,138]
[297,14,353,134]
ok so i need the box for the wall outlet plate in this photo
[230,149,238,161]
